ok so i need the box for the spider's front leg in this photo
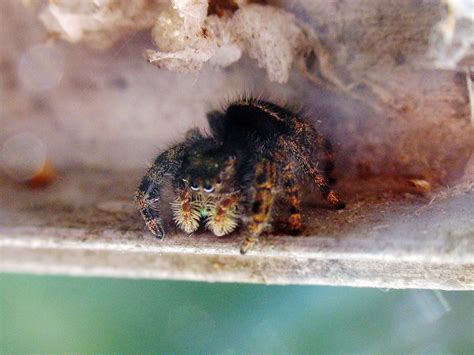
[241,157,277,254]
[282,161,302,234]
[135,144,185,238]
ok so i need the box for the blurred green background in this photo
[0,274,472,354]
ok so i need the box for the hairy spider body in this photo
[136,97,345,254]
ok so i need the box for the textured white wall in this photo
[1,1,472,184]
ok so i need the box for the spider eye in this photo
[204,185,214,193]
[190,183,200,191]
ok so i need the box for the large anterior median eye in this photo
[204,185,214,193]
[190,183,200,191]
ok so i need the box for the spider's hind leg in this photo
[278,134,345,210]
[311,169,346,210]
[315,131,337,185]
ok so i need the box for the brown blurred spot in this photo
[27,159,56,188]
[207,0,239,17]
[408,178,432,194]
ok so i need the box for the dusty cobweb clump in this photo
[38,0,320,84]
[39,0,167,49]
[147,1,315,83]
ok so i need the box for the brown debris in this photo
[207,0,239,17]
[27,159,56,189]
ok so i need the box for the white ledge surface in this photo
[0,169,473,290]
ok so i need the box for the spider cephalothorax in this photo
[136,97,345,254]
[171,142,241,237]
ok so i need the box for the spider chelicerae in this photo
[135,97,345,254]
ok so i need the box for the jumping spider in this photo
[135,97,345,254]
